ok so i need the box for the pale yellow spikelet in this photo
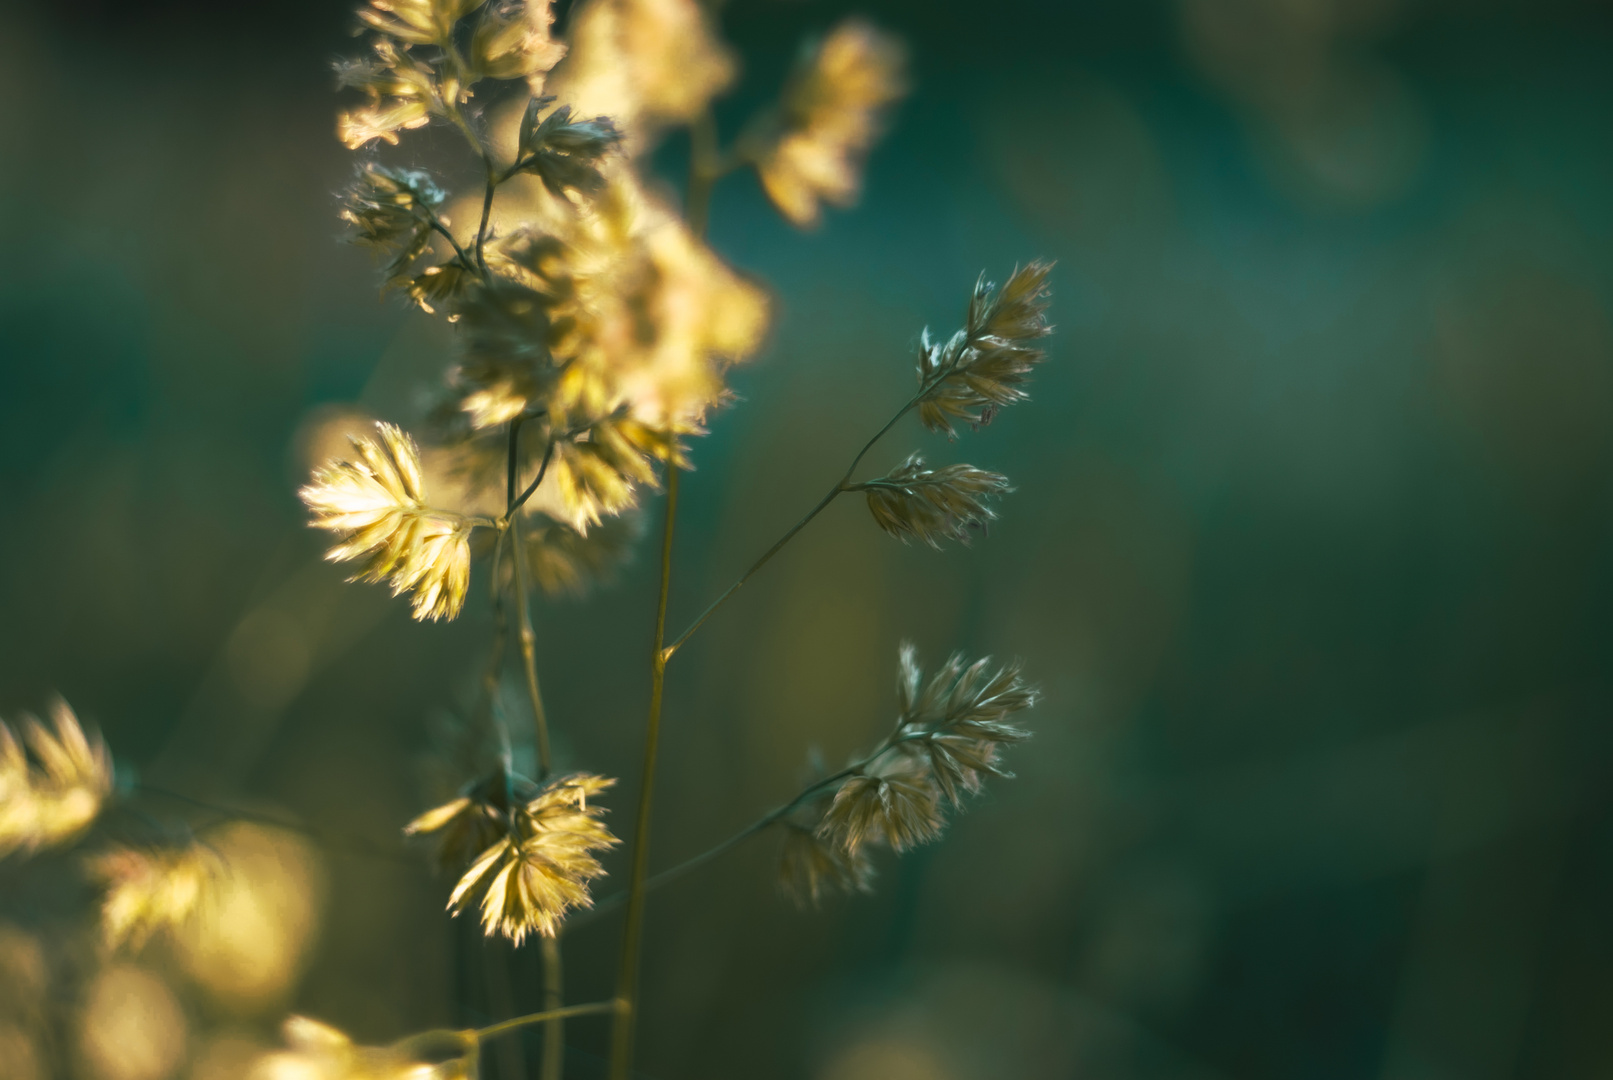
[445,774,618,943]
[470,0,567,88]
[300,422,475,621]
[551,0,735,151]
[90,841,219,952]
[857,454,1012,548]
[404,765,536,873]
[249,1015,478,1080]
[0,699,113,859]
[357,0,479,46]
[749,20,907,228]
[334,39,442,149]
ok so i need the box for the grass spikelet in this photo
[89,841,220,952]
[0,699,113,859]
[444,774,619,942]
[917,260,1055,436]
[747,19,907,228]
[300,422,475,621]
[856,454,1012,547]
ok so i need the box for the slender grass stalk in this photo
[505,420,563,1077]
[540,936,565,1080]
[573,732,933,928]
[606,463,680,1080]
[477,1000,619,1042]
[661,385,928,660]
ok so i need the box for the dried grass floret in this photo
[513,97,624,198]
[857,454,1011,547]
[442,773,618,942]
[341,163,456,297]
[335,38,444,148]
[90,841,220,952]
[405,766,540,873]
[746,19,907,228]
[300,422,476,621]
[917,261,1054,435]
[471,0,568,86]
[815,761,943,854]
[0,700,113,859]
[792,645,1034,879]
[777,823,875,908]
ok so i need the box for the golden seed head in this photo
[89,840,220,953]
[0,699,113,860]
[749,19,907,228]
[551,0,736,150]
[443,773,619,943]
[299,422,474,621]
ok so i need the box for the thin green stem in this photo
[426,217,477,274]
[540,937,565,1080]
[507,434,558,521]
[661,387,928,661]
[476,1000,619,1042]
[606,462,680,1080]
[476,157,497,269]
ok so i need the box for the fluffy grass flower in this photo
[405,765,538,873]
[300,422,476,621]
[444,773,618,943]
[747,19,907,228]
[90,841,219,952]
[918,261,1055,435]
[857,454,1012,547]
[0,700,113,859]
[893,644,1035,807]
[552,0,735,149]
[805,645,1035,862]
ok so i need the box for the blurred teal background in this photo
[2,1,1612,1078]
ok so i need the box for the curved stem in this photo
[606,463,680,1080]
[503,421,563,1077]
[661,387,927,661]
[476,157,497,269]
[477,1000,619,1042]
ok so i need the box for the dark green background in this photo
[2,1,1612,1077]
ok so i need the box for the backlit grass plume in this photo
[743,19,908,228]
[90,840,219,952]
[421,773,619,943]
[300,422,476,621]
[278,3,1055,1077]
[0,700,112,859]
